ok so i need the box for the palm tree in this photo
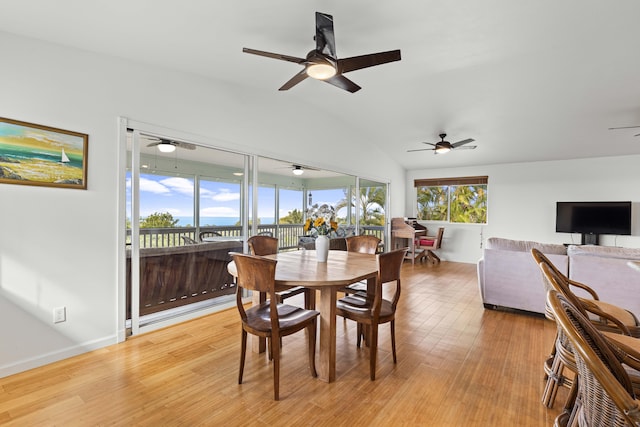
[416,186,448,220]
[336,186,386,225]
[450,185,487,223]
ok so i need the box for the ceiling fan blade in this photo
[323,74,361,92]
[337,50,401,74]
[175,141,196,150]
[407,148,435,152]
[451,138,475,148]
[315,12,336,58]
[608,125,640,130]
[454,145,477,150]
[242,48,305,64]
[279,69,309,91]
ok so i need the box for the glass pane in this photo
[126,132,245,328]
[358,179,387,245]
[417,186,449,221]
[450,184,487,224]
[199,178,241,234]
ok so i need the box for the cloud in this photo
[160,177,194,196]
[201,206,238,216]
[210,188,240,202]
[139,177,170,194]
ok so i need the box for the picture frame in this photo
[0,117,88,189]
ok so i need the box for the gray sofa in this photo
[477,237,568,314]
[478,237,640,316]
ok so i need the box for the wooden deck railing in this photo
[126,224,385,250]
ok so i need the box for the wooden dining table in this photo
[227,249,378,383]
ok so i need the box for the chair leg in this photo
[357,323,363,348]
[542,352,564,408]
[390,320,397,364]
[239,329,247,384]
[272,334,280,401]
[308,320,317,377]
[370,325,378,381]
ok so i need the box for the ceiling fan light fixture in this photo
[292,166,305,175]
[157,142,176,153]
[434,145,451,154]
[306,63,336,80]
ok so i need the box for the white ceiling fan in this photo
[144,136,196,153]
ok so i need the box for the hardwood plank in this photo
[0,261,562,425]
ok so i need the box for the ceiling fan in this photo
[407,133,477,154]
[608,125,640,137]
[242,12,401,93]
[145,136,196,153]
[279,164,319,175]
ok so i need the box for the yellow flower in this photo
[314,217,325,228]
[303,218,312,232]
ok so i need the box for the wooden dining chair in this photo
[232,253,319,400]
[247,235,313,309]
[547,290,640,427]
[340,235,382,296]
[336,247,408,380]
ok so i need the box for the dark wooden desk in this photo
[228,249,377,382]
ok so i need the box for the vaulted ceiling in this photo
[2,1,640,170]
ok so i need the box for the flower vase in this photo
[315,235,330,262]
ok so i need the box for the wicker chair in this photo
[537,256,640,418]
[336,248,407,380]
[232,253,319,400]
[547,290,640,427]
[535,248,608,409]
[247,235,313,309]
[533,249,640,337]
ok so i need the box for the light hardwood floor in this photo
[0,261,564,426]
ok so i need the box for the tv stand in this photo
[581,233,599,245]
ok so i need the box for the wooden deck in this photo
[0,261,563,426]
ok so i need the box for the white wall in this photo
[0,32,406,377]
[407,155,640,263]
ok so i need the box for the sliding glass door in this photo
[123,124,390,336]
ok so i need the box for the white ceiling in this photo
[2,1,640,171]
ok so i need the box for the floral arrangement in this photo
[304,203,338,236]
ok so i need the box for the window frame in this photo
[414,176,488,224]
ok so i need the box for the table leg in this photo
[318,287,337,382]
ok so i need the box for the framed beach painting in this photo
[0,117,88,189]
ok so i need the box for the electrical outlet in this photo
[53,306,66,323]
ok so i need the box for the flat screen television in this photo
[556,201,632,245]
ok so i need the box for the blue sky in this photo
[126,172,346,223]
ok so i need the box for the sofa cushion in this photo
[567,245,640,260]
[486,237,567,255]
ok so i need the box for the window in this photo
[415,176,488,224]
